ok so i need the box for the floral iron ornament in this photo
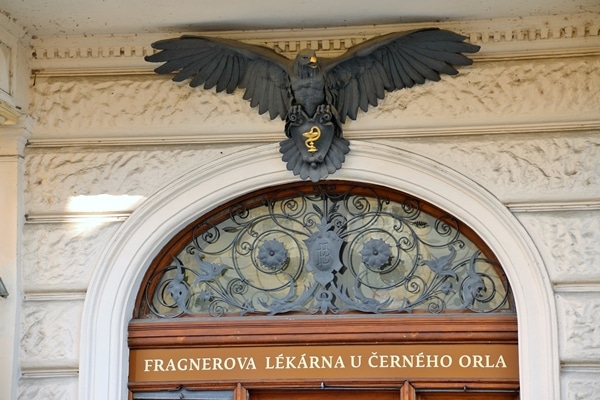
[145,29,480,181]
[142,184,511,318]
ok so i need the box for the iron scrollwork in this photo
[143,184,511,318]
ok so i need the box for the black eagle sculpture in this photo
[146,29,480,182]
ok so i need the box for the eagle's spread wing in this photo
[324,28,480,122]
[146,36,293,120]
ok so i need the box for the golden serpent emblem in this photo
[302,126,321,153]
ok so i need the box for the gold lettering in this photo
[473,355,484,368]
[496,355,507,368]
[190,358,201,370]
[309,355,320,368]
[265,356,274,369]
[165,359,176,371]
[350,355,362,368]
[213,357,223,370]
[144,359,153,372]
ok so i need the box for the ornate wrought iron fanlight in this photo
[140,182,512,318]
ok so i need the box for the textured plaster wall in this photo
[29,57,600,139]
[20,48,600,399]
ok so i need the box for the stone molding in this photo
[505,199,600,213]
[25,120,600,149]
[23,199,600,225]
[31,13,600,74]
[25,212,130,224]
[554,284,600,293]
[80,141,558,400]
[23,291,87,301]
[20,366,79,379]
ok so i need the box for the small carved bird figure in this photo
[461,251,486,308]
[166,257,192,313]
[146,29,479,180]
[422,246,458,280]
[194,259,231,283]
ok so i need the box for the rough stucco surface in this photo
[557,293,600,361]
[516,211,600,283]
[20,300,83,367]
[18,377,78,400]
[378,133,600,202]
[20,46,600,398]
[22,222,121,291]
[562,372,600,400]
[24,144,251,214]
[23,133,600,215]
[29,57,600,138]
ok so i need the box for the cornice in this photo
[25,120,600,148]
[506,199,600,213]
[23,198,600,225]
[31,13,600,76]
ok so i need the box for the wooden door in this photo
[417,393,518,400]
[249,389,399,400]
[249,389,519,400]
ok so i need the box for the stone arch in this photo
[79,141,558,399]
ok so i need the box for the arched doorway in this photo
[79,142,558,400]
[129,181,518,399]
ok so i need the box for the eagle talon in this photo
[315,104,329,115]
[315,104,333,124]
[287,105,306,125]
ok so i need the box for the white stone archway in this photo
[80,141,559,400]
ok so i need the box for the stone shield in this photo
[289,117,336,166]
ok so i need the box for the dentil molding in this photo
[31,13,600,75]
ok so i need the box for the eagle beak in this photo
[309,55,318,67]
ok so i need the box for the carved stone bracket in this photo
[0,100,21,126]
[0,116,32,156]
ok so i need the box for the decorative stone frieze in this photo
[30,13,600,73]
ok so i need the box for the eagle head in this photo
[294,49,320,79]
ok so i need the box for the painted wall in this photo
[2,12,600,399]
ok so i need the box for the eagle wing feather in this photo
[324,28,480,122]
[146,36,292,120]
